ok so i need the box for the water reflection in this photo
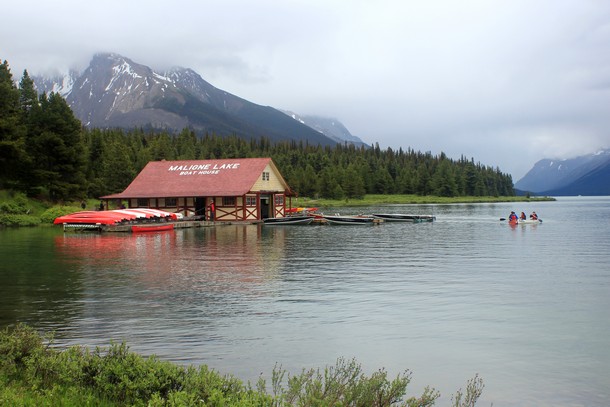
[1,199,610,406]
[45,226,290,352]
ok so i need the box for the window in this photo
[165,198,177,207]
[223,197,236,206]
[262,172,270,181]
[137,198,149,207]
[274,195,284,205]
[246,196,257,206]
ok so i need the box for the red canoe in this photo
[54,209,180,226]
[131,224,175,233]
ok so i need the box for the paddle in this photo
[499,218,506,221]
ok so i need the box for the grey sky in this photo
[3,0,610,180]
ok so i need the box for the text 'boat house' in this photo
[101,158,293,221]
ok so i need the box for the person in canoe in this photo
[508,211,518,222]
[530,211,538,220]
[520,211,527,220]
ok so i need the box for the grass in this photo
[291,194,555,208]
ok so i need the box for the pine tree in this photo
[0,61,28,188]
[18,70,37,114]
[100,139,136,194]
[25,92,87,200]
[432,159,458,197]
[343,164,366,199]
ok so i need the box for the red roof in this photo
[102,158,288,199]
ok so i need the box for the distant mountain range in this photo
[281,111,368,147]
[32,52,366,147]
[515,149,610,196]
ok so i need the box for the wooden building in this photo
[101,158,293,221]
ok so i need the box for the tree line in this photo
[1,60,514,202]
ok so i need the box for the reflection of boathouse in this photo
[101,158,293,221]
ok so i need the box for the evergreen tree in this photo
[84,128,107,197]
[100,139,136,194]
[25,92,87,200]
[342,164,366,199]
[373,166,395,194]
[318,166,343,199]
[432,159,458,197]
[0,61,28,188]
[18,70,37,114]
[149,132,175,160]
[175,128,197,160]
[300,164,319,198]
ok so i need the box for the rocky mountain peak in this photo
[515,148,610,195]
[32,52,363,146]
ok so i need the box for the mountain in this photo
[32,53,348,146]
[515,149,610,195]
[282,111,367,147]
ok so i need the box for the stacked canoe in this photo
[54,209,182,231]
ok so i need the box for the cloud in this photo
[3,0,610,180]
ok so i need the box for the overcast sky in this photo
[3,0,610,180]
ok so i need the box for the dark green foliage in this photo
[29,125,518,201]
[0,61,28,189]
[23,92,87,200]
[1,61,87,201]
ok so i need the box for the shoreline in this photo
[292,194,556,208]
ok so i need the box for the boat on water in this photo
[322,215,381,225]
[372,213,435,222]
[510,219,542,225]
[131,224,175,233]
[263,216,314,225]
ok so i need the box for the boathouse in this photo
[101,158,293,221]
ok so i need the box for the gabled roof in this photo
[102,158,289,199]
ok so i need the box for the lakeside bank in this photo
[0,191,555,228]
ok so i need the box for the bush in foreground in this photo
[0,324,484,406]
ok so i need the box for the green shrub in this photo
[39,206,81,224]
[0,324,49,380]
[0,192,31,215]
[0,214,42,227]
[269,357,440,407]
[0,324,485,406]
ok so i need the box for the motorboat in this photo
[322,215,380,225]
[372,213,435,222]
[263,216,313,225]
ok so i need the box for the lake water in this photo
[1,197,609,406]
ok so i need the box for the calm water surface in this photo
[1,197,609,406]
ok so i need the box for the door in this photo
[260,195,270,219]
[195,197,206,218]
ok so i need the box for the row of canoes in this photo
[263,213,436,226]
[54,209,182,232]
